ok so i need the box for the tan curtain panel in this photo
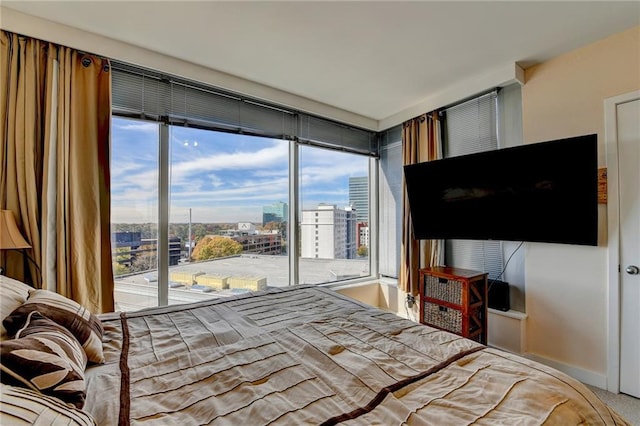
[0,33,47,285]
[400,112,442,296]
[0,31,114,313]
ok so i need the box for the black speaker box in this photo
[488,280,510,311]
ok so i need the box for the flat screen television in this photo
[403,134,598,246]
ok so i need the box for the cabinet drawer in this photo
[423,275,463,306]
[423,301,462,334]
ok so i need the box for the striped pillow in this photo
[3,289,104,363]
[0,311,88,408]
[0,276,33,341]
[1,384,96,425]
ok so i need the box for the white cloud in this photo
[112,121,158,133]
[173,143,287,172]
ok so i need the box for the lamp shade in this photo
[0,210,31,250]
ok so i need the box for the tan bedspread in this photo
[85,285,628,425]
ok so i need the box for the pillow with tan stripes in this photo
[0,276,33,341]
[0,311,88,408]
[1,384,96,425]
[2,289,104,363]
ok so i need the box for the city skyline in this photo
[111,117,368,224]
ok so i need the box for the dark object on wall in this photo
[598,167,607,204]
[488,280,510,312]
[403,134,598,246]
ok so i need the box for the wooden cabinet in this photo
[419,266,488,344]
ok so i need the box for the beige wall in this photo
[378,282,420,320]
[522,26,639,380]
[335,282,380,308]
[335,281,420,321]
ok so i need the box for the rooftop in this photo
[114,254,369,311]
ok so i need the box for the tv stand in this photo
[419,266,488,344]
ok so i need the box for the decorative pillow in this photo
[1,384,96,425]
[3,289,104,363]
[0,276,34,341]
[0,311,88,408]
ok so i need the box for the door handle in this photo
[626,265,640,275]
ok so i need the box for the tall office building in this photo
[349,176,368,222]
[262,201,288,226]
[357,222,369,249]
[301,204,357,259]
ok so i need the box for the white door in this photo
[618,96,640,398]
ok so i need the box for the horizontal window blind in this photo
[378,125,402,278]
[111,62,377,156]
[111,67,168,119]
[442,90,504,280]
[443,91,498,157]
[445,240,503,279]
[297,114,377,156]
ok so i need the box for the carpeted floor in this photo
[587,385,640,425]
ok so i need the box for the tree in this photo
[262,221,280,232]
[357,245,368,257]
[192,224,210,243]
[131,245,157,272]
[191,236,243,261]
[114,246,132,263]
[112,262,130,276]
[112,247,132,276]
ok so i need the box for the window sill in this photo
[324,276,380,291]
[488,308,527,320]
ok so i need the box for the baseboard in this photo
[524,353,608,389]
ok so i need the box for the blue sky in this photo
[111,117,368,223]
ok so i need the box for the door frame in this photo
[605,90,640,394]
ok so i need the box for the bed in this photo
[0,277,630,425]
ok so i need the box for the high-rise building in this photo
[349,176,368,222]
[262,201,288,226]
[301,204,357,259]
[357,222,369,249]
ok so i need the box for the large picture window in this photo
[110,64,377,310]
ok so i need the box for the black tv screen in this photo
[403,134,598,246]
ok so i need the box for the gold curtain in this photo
[0,33,47,285]
[400,112,442,296]
[0,31,114,313]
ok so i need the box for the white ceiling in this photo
[3,1,639,127]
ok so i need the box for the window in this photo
[378,126,402,278]
[442,91,504,279]
[110,117,160,311]
[110,63,377,310]
[440,86,525,311]
[168,127,290,303]
[299,146,369,284]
